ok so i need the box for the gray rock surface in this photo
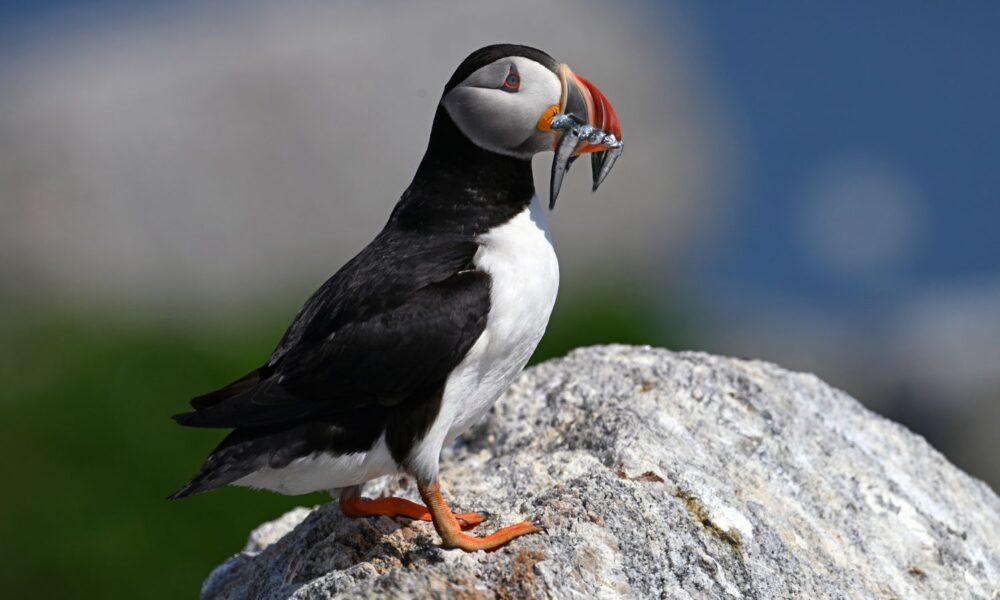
[201,346,1000,599]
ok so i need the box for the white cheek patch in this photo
[442,56,561,157]
[445,87,532,151]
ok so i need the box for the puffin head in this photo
[439,44,623,208]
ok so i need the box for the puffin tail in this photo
[167,428,265,500]
[167,478,211,501]
[167,463,237,500]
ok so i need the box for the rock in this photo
[200,346,1000,599]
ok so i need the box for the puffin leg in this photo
[338,494,487,530]
[417,480,541,552]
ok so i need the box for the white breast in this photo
[232,436,396,495]
[407,195,560,481]
[234,196,559,494]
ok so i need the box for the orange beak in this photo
[536,64,622,153]
[560,65,622,154]
[540,64,624,208]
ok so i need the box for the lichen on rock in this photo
[200,345,1000,600]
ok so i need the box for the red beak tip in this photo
[578,74,620,140]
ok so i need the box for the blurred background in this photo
[1,0,997,597]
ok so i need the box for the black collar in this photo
[389,107,535,236]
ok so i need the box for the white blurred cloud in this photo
[796,156,925,279]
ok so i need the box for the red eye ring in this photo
[501,64,520,92]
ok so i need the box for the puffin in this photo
[171,43,622,552]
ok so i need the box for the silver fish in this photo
[592,142,623,192]
[590,150,607,191]
[548,114,623,208]
[549,118,583,209]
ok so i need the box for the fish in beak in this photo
[537,64,623,209]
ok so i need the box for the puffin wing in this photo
[173,242,490,429]
[280,267,491,411]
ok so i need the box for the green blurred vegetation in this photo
[0,282,687,599]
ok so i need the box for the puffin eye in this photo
[500,64,520,93]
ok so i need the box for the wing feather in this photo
[173,238,489,429]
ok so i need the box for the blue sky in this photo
[669,1,1000,315]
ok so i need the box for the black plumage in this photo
[170,47,559,499]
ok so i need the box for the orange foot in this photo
[417,480,542,552]
[339,495,487,530]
